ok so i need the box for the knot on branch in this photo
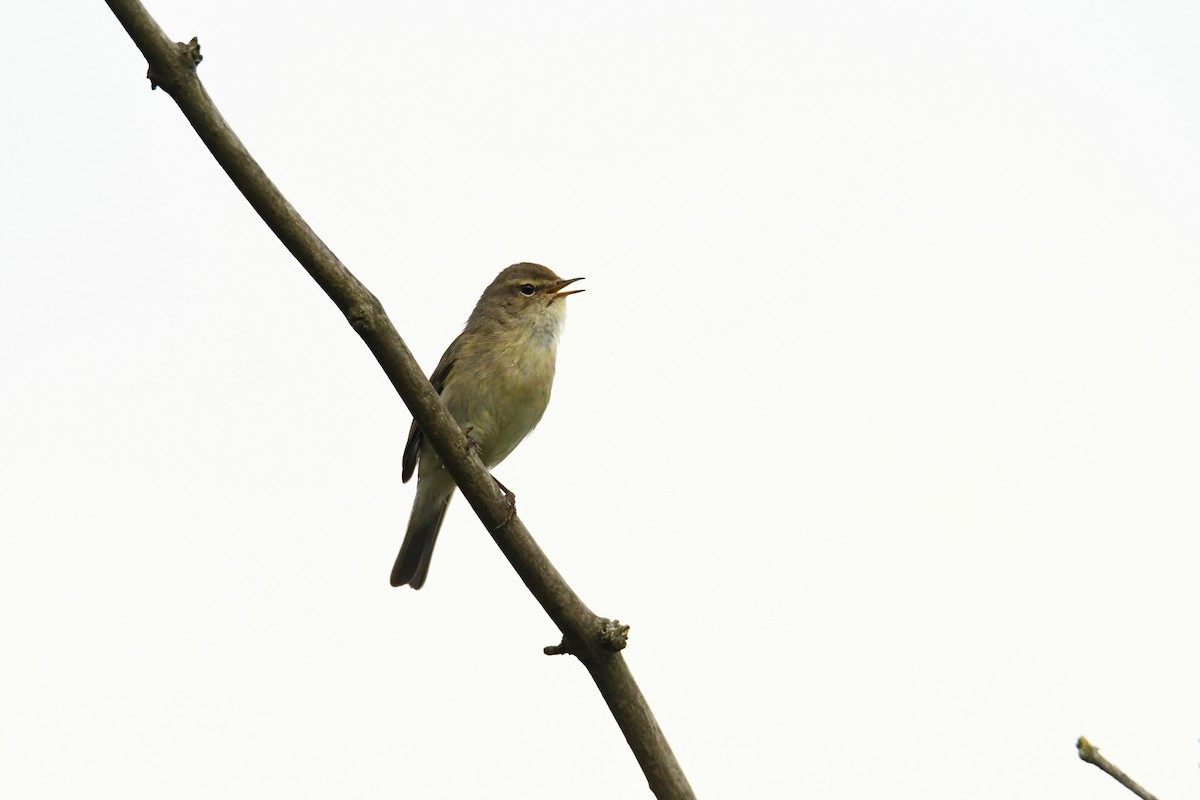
[598,617,629,651]
[148,37,203,91]
[543,617,629,657]
[346,294,386,336]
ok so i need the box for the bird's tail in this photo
[390,479,453,590]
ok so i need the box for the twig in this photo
[101,2,694,797]
[1077,736,1159,800]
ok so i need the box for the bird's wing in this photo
[401,333,464,483]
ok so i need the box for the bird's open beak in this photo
[548,277,585,297]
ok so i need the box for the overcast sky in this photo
[3,2,1200,798]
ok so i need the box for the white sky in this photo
[3,1,1199,797]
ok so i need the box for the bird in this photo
[390,262,584,589]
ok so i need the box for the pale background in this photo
[3,2,1199,798]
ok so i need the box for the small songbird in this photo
[390,263,584,589]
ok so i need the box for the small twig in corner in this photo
[1076,736,1159,800]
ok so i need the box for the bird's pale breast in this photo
[436,303,564,470]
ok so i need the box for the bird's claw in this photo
[491,476,517,530]
[463,426,481,457]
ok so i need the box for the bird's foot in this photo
[491,475,517,530]
[463,426,481,457]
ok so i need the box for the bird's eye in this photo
[519,283,536,296]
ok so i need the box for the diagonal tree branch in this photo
[102,2,694,797]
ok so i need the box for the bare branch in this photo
[1076,737,1159,800]
[102,2,694,797]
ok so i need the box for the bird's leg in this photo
[492,475,515,502]
[490,474,517,530]
[462,427,516,529]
